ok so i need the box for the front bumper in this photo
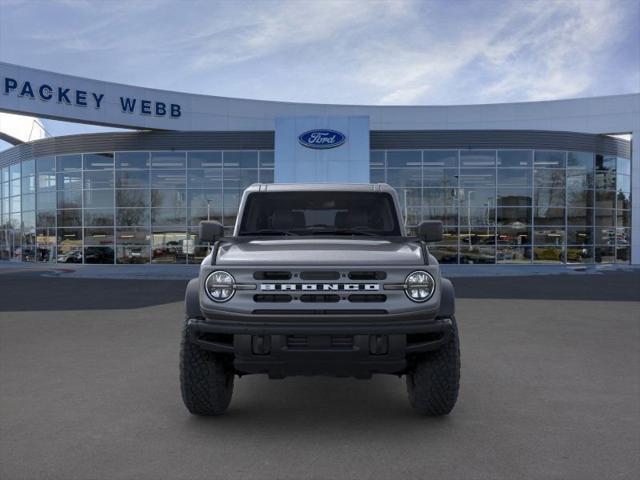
[191,313,449,335]
[187,316,453,378]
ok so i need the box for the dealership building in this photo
[0,62,638,265]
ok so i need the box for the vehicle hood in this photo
[215,238,423,266]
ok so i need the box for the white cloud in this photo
[473,0,625,102]
[0,0,636,106]
[349,0,630,104]
[379,84,431,104]
[186,0,412,71]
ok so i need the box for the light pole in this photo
[467,190,474,251]
[485,198,492,235]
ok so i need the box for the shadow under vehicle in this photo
[84,246,114,264]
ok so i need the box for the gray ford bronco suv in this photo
[181,183,460,416]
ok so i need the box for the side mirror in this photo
[199,220,224,243]
[417,220,443,243]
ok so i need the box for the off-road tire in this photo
[180,320,234,416]
[406,316,460,416]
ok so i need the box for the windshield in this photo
[238,191,401,237]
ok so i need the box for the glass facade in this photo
[1,151,274,264]
[372,149,631,264]
[0,148,632,265]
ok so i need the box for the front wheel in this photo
[406,316,460,416]
[180,320,234,416]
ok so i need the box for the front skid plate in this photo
[188,319,453,378]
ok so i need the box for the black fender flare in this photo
[185,278,203,319]
[437,277,455,319]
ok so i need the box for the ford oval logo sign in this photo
[298,129,346,149]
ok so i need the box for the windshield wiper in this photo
[240,229,299,236]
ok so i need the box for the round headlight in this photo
[405,270,435,302]
[205,271,236,302]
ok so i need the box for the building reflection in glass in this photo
[0,148,632,265]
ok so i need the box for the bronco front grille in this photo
[348,294,387,303]
[254,294,292,303]
[253,271,291,280]
[300,294,340,303]
[348,271,387,280]
[251,270,391,304]
[300,271,340,280]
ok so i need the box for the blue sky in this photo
[0,0,638,142]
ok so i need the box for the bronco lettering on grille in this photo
[260,284,379,291]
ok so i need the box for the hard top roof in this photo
[244,183,396,193]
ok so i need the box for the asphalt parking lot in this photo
[1,271,639,480]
